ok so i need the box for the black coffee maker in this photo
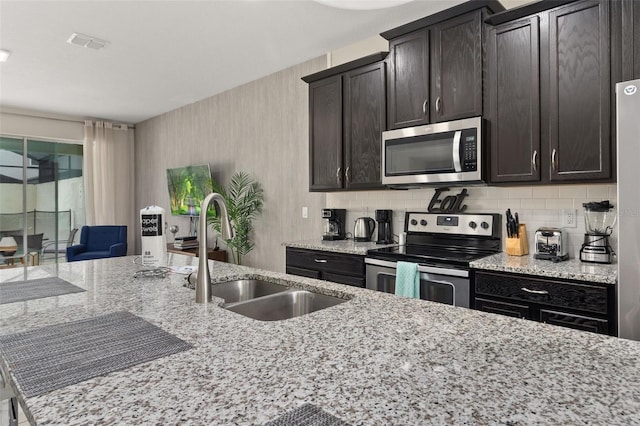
[375,209,393,244]
[322,209,346,241]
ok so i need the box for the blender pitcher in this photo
[580,201,616,263]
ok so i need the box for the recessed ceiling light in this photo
[0,50,10,62]
[314,0,414,10]
[67,33,109,50]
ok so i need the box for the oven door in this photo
[365,258,470,308]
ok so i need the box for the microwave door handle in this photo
[452,130,462,172]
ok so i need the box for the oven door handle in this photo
[364,258,469,278]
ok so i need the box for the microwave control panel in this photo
[461,129,478,171]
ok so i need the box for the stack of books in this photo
[173,236,198,250]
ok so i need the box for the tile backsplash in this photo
[326,183,618,259]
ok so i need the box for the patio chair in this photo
[41,228,79,261]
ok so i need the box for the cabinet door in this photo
[475,297,530,319]
[548,0,611,181]
[323,271,366,288]
[540,309,610,335]
[635,0,640,79]
[488,17,541,183]
[286,266,321,280]
[622,0,640,80]
[343,62,386,189]
[431,10,483,122]
[387,30,430,129]
[309,76,343,190]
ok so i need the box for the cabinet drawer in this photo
[286,248,364,276]
[475,297,530,319]
[324,272,365,288]
[286,266,321,280]
[540,309,610,335]
[474,272,608,315]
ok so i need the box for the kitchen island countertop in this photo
[1,255,639,425]
[470,252,617,284]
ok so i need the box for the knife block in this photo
[506,224,529,256]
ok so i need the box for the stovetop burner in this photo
[366,245,490,269]
[366,212,502,269]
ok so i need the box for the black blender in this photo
[579,201,616,264]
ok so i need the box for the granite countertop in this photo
[470,252,617,285]
[2,255,640,425]
[283,239,396,255]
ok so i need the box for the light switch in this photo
[302,206,308,219]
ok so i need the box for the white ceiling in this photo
[0,0,479,125]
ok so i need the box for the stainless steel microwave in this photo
[382,116,483,187]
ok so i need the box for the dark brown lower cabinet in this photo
[475,297,530,319]
[286,247,365,288]
[472,270,616,336]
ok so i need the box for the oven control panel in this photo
[406,212,498,237]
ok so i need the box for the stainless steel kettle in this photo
[354,217,376,242]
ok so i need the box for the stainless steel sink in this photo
[224,289,346,321]
[210,280,289,304]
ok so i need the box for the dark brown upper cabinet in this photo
[303,53,387,192]
[385,9,484,129]
[621,0,640,81]
[343,62,387,189]
[488,17,541,183]
[486,0,617,184]
[548,0,611,182]
[307,76,343,190]
[382,1,505,130]
[431,10,483,122]
[386,30,430,129]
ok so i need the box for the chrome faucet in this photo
[196,193,233,303]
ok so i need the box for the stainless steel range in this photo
[365,212,501,308]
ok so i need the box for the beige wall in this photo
[135,56,327,271]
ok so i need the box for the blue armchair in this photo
[66,226,127,262]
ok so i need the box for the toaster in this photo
[534,227,569,261]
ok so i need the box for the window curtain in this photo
[83,120,135,254]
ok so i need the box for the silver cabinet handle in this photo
[314,259,328,263]
[521,287,549,295]
[532,150,538,172]
[551,149,557,172]
[336,167,341,184]
[422,99,428,115]
[435,96,441,113]
[345,166,350,184]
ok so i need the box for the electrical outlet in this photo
[302,206,308,219]
[562,209,577,228]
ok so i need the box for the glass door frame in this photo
[0,133,83,264]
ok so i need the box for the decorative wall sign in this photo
[428,188,469,213]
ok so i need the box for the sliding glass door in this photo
[0,136,84,266]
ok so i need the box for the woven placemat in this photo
[0,311,192,397]
[0,277,85,305]
[265,404,350,426]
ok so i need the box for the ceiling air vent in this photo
[67,33,108,50]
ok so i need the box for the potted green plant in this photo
[207,171,264,265]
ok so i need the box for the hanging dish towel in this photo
[395,261,419,298]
